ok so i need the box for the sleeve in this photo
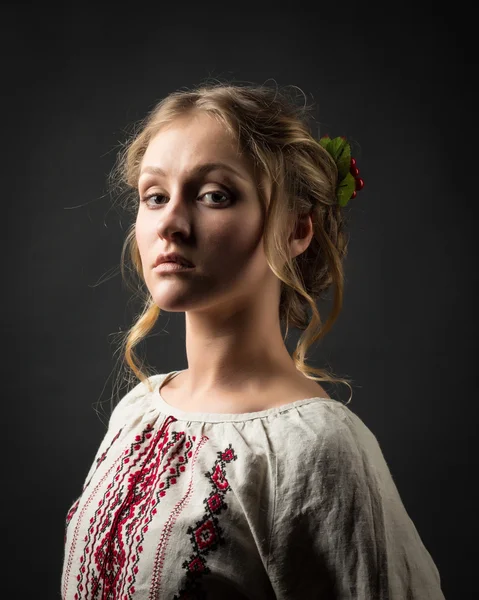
[266,404,445,600]
[63,377,154,539]
[79,378,152,488]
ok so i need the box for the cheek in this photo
[206,220,246,252]
[205,218,264,271]
[134,224,153,278]
[135,219,151,255]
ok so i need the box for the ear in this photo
[288,212,314,260]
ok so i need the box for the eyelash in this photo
[140,190,233,208]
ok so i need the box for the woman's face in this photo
[135,111,276,314]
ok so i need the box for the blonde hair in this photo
[108,80,355,404]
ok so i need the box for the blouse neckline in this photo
[150,370,336,423]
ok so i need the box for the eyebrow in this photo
[139,162,249,183]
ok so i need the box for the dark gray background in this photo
[3,3,476,598]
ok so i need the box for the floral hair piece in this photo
[319,135,364,207]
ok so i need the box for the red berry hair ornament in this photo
[319,135,364,207]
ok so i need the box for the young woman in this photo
[61,82,445,599]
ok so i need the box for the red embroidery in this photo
[64,428,124,542]
[64,424,238,600]
[173,443,238,599]
[148,435,209,598]
[62,440,127,598]
[66,416,197,599]
[95,429,123,471]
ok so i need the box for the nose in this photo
[154,188,192,239]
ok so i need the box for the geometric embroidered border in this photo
[173,444,238,599]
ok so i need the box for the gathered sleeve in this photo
[77,379,152,490]
[266,402,445,599]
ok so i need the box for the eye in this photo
[141,189,232,208]
[202,191,231,205]
[140,194,166,207]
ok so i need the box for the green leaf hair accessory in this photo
[319,135,364,207]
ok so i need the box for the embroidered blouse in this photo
[61,370,445,599]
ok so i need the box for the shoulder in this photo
[107,374,163,432]
[271,399,387,492]
[273,399,372,458]
[267,401,445,599]
[271,398,407,534]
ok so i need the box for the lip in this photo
[154,253,195,268]
[153,262,196,273]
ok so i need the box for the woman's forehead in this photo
[142,117,249,175]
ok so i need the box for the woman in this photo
[61,82,445,599]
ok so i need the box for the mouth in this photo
[153,261,196,273]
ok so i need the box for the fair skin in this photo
[135,110,330,413]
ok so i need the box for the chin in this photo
[150,297,192,312]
